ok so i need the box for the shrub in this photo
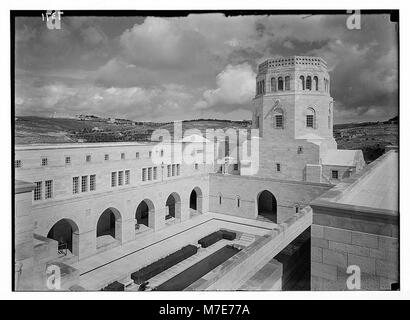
[131,245,198,284]
[101,281,124,291]
[198,230,237,248]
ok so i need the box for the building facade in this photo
[14,56,374,291]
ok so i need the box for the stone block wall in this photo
[311,205,399,290]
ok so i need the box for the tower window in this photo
[306,115,314,128]
[72,177,79,194]
[105,154,109,161]
[278,77,284,91]
[111,172,117,187]
[275,115,283,128]
[118,171,124,186]
[271,77,276,92]
[299,76,305,90]
[285,76,290,90]
[121,153,125,160]
[34,181,42,201]
[332,170,339,179]
[306,108,316,128]
[276,163,281,172]
[41,157,48,166]
[15,160,22,168]
[306,76,312,90]
[313,76,319,91]
[45,180,53,199]
[81,176,88,192]
[237,196,240,207]
[65,156,71,165]
[297,146,303,154]
[273,107,284,129]
[125,170,130,184]
[135,152,139,159]
[86,155,91,162]
[90,174,96,191]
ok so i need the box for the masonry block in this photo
[351,231,378,249]
[348,254,376,275]
[311,237,329,249]
[379,277,398,290]
[323,226,351,244]
[311,225,324,238]
[375,259,399,279]
[322,249,347,268]
[329,241,370,257]
[378,236,398,251]
[369,248,399,262]
[311,261,337,281]
[311,247,322,263]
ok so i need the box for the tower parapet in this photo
[255,56,330,97]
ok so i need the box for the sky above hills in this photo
[15,13,398,124]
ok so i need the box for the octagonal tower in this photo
[251,56,338,182]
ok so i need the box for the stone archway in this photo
[47,218,79,257]
[136,199,155,228]
[166,192,181,220]
[96,207,122,241]
[189,187,203,214]
[257,190,277,223]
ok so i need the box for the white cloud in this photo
[198,63,256,108]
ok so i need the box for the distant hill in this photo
[14,116,251,145]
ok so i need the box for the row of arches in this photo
[257,75,330,95]
[46,188,203,257]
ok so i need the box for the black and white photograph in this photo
[5,4,404,301]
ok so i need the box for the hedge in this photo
[131,244,198,284]
[101,281,124,291]
[198,230,237,248]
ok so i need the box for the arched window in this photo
[299,76,305,90]
[313,76,319,91]
[273,107,284,129]
[306,76,312,90]
[285,76,290,90]
[278,77,284,91]
[306,107,316,128]
[271,77,276,92]
[261,80,265,94]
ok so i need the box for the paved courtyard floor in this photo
[72,212,275,290]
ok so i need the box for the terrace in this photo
[70,209,311,291]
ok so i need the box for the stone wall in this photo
[311,204,399,290]
[209,173,332,223]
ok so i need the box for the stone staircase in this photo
[233,233,256,248]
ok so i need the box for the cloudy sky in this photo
[15,13,398,124]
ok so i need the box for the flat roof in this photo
[15,138,206,151]
[311,150,399,214]
[337,150,398,211]
[321,149,361,167]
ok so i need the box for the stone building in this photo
[13,56,395,292]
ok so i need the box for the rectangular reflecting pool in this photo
[154,245,241,291]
